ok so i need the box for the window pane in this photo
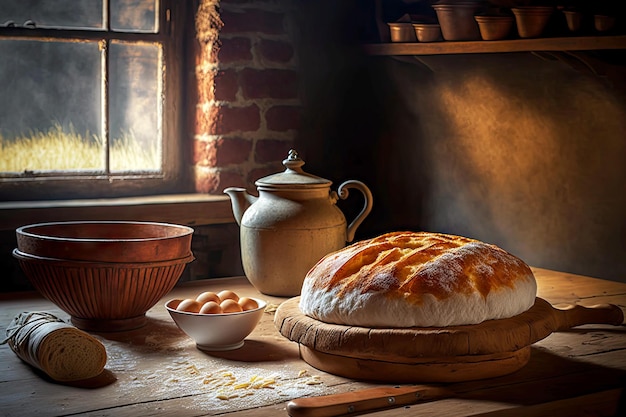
[109,41,161,172]
[0,39,102,173]
[0,0,103,30]
[110,0,158,33]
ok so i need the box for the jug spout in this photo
[224,187,258,226]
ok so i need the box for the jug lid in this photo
[256,149,331,189]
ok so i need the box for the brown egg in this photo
[199,301,223,314]
[220,299,243,313]
[196,291,220,304]
[238,297,259,311]
[176,298,203,313]
[217,290,239,302]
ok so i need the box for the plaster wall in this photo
[386,53,626,282]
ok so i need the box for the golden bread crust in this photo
[300,231,537,327]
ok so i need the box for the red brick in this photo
[195,106,212,136]
[217,37,252,63]
[185,72,200,129]
[240,68,298,100]
[218,170,248,192]
[195,170,220,194]
[193,139,213,166]
[220,9,285,35]
[255,139,294,164]
[211,137,252,166]
[258,39,294,63]
[208,104,261,135]
[195,69,215,103]
[265,105,301,132]
[195,169,247,194]
[214,69,238,101]
[248,164,283,184]
[196,39,219,67]
[191,39,203,67]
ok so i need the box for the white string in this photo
[2,311,67,345]
[1,311,71,371]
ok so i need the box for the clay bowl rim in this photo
[13,248,195,266]
[16,220,194,263]
[474,15,514,22]
[511,6,554,15]
[412,22,442,30]
[16,220,194,243]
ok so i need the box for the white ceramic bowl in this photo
[165,298,266,351]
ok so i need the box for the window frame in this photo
[0,0,189,201]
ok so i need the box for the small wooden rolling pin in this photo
[287,385,452,417]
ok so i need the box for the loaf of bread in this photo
[299,231,537,327]
[2,312,107,382]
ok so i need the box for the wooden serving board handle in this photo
[552,303,624,331]
[286,385,451,417]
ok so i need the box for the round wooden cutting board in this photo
[274,297,623,383]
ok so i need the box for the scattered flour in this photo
[102,332,333,413]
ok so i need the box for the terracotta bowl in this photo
[511,6,554,38]
[412,23,442,42]
[475,15,514,40]
[165,298,266,351]
[14,221,194,332]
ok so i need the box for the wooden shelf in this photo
[0,194,235,231]
[363,35,626,56]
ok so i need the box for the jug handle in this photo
[337,180,373,243]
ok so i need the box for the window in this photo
[0,0,187,200]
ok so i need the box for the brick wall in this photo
[191,0,301,194]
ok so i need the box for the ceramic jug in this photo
[224,150,373,296]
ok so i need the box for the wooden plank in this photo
[534,267,626,306]
[363,35,626,56]
[468,389,623,417]
[0,193,235,230]
[353,389,624,417]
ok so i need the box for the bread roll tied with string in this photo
[2,312,107,382]
[300,231,537,327]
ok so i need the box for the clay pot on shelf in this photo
[594,15,616,33]
[412,23,442,42]
[432,1,484,41]
[562,10,583,32]
[475,15,514,40]
[388,22,416,42]
[511,6,554,38]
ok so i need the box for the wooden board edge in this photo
[299,345,531,383]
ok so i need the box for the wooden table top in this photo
[1,267,625,417]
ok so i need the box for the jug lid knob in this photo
[283,149,305,173]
